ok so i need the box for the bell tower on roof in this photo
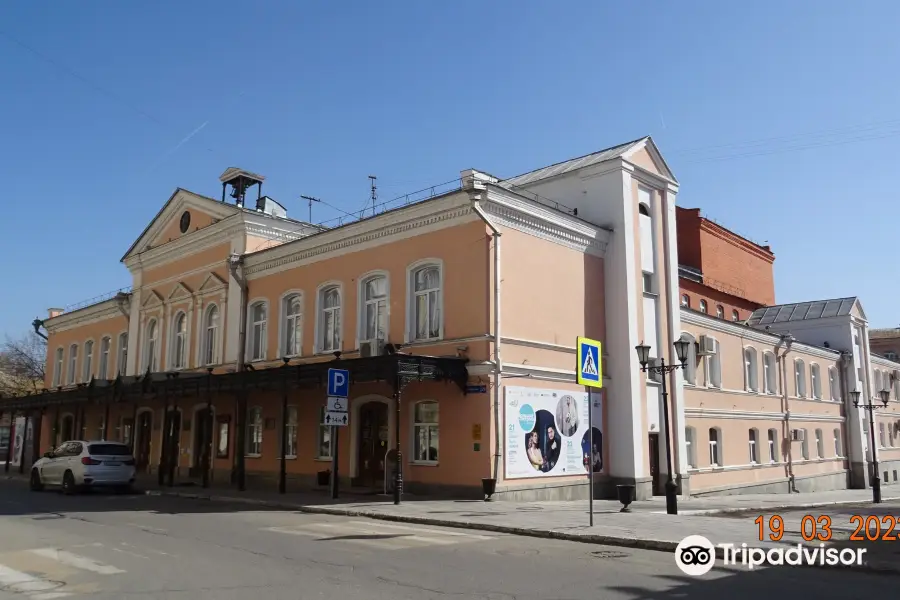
[219,167,265,208]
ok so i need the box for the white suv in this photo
[31,440,136,494]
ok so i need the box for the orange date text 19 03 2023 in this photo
[755,514,900,543]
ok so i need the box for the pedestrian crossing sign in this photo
[576,337,602,388]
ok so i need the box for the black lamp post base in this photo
[872,476,882,503]
[664,479,678,515]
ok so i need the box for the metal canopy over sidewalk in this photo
[0,353,471,410]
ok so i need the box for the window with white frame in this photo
[828,367,839,401]
[879,422,886,447]
[318,287,341,352]
[246,407,263,456]
[249,302,268,361]
[708,428,721,466]
[317,407,332,459]
[874,370,883,395]
[285,406,298,458]
[732,309,740,322]
[707,339,722,388]
[411,264,441,341]
[763,352,777,394]
[810,364,821,399]
[642,272,653,294]
[794,360,807,397]
[413,401,439,463]
[144,319,158,372]
[117,332,128,375]
[815,428,824,458]
[681,294,690,308]
[744,347,759,392]
[98,337,110,380]
[681,334,697,385]
[282,294,303,357]
[716,305,724,318]
[748,428,759,464]
[361,276,388,343]
[68,343,78,384]
[82,340,94,382]
[699,300,708,314]
[767,429,778,463]
[685,427,696,468]
[834,428,842,456]
[53,347,64,387]
[801,429,809,460]
[171,312,188,369]
[203,305,219,365]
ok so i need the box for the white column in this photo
[126,272,142,376]
[224,235,246,364]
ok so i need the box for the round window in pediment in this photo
[179,211,191,233]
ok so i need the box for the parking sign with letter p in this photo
[327,368,350,397]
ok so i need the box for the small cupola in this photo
[219,168,265,208]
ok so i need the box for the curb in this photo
[678,496,900,517]
[144,489,900,575]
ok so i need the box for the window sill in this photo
[276,456,298,461]
[245,454,262,459]
[314,457,332,463]
[410,461,439,467]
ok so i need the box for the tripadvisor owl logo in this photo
[675,535,716,576]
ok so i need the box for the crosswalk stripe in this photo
[29,548,126,575]
[265,519,495,549]
[340,520,495,539]
[0,564,70,596]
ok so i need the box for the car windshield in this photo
[87,444,131,456]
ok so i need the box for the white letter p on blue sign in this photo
[328,368,350,397]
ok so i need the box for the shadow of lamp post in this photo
[634,337,691,515]
[850,387,890,504]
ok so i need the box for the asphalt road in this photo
[0,482,896,600]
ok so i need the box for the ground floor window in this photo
[413,401,439,463]
[317,407,331,459]
[286,407,298,458]
[120,417,134,446]
[246,407,263,456]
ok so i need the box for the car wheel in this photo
[30,469,44,492]
[62,471,77,495]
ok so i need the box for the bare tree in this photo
[0,331,47,396]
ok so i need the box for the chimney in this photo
[48,308,64,318]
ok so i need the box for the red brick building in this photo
[675,206,775,322]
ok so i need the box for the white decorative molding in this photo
[685,407,844,423]
[681,309,842,361]
[167,281,194,303]
[141,290,164,309]
[500,336,577,354]
[198,272,227,295]
[44,299,125,333]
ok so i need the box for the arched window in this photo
[684,427,697,468]
[285,406,298,458]
[767,429,778,463]
[828,367,839,400]
[708,428,722,466]
[52,347,64,387]
[763,352,778,394]
[282,295,302,357]
[833,428,842,456]
[203,305,219,365]
[245,407,263,456]
[82,340,94,382]
[716,305,724,318]
[680,334,698,385]
[68,344,78,384]
[117,332,128,375]
[248,301,268,361]
[411,264,442,341]
[810,364,821,399]
[144,319,158,372]
[794,359,807,398]
[801,429,809,459]
[874,370,884,394]
[318,286,341,352]
[699,300,708,314]
[879,422,886,448]
[361,275,388,343]
[412,401,439,463]
[706,338,722,388]
[681,294,690,308]
[171,312,187,369]
[98,337,111,380]
[815,429,824,458]
[732,309,740,322]
[748,428,759,464]
[744,347,759,392]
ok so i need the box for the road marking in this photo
[29,548,126,575]
[264,519,495,549]
[340,520,495,539]
[0,564,69,596]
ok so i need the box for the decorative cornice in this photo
[44,300,125,333]
[685,407,844,423]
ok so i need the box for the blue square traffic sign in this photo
[327,368,350,397]
[576,337,603,388]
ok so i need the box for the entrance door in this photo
[167,411,182,478]
[60,415,74,442]
[135,412,152,471]
[648,433,661,495]
[357,402,389,488]
[191,408,212,478]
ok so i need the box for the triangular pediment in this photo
[850,298,867,322]
[167,281,194,302]
[622,137,677,183]
[141,290,164,308]
[121,188,240,263]
[199,272,227,292]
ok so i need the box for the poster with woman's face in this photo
[505,387,603,479]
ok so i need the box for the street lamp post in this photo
[850,388,890,504]
[634,338,691,516]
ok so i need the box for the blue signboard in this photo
[327,368,350,398]
[576,337,603,388]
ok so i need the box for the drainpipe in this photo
[470,199,502,484]
[228,253,248,373]
[659,190,682,490]
[31,319,48,341]
[777,334,796,492]
[838,350,854,483]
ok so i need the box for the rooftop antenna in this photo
[368,175,377,217]
[300,195,322,223]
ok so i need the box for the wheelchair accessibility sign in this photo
[576,336,603,388]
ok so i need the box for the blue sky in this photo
[1,1,899,339]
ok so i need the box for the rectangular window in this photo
[413,402,439,463]
[245,408,262,456]
[285,407,298,458]
[317,407,332,459]
[118,333,128,375]
[642,272,653,294]
[216,419,230,459]
[748,429,758,464]
[768,429,777,463]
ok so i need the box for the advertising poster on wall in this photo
[10,416,25,468]
[504,386,603,479]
